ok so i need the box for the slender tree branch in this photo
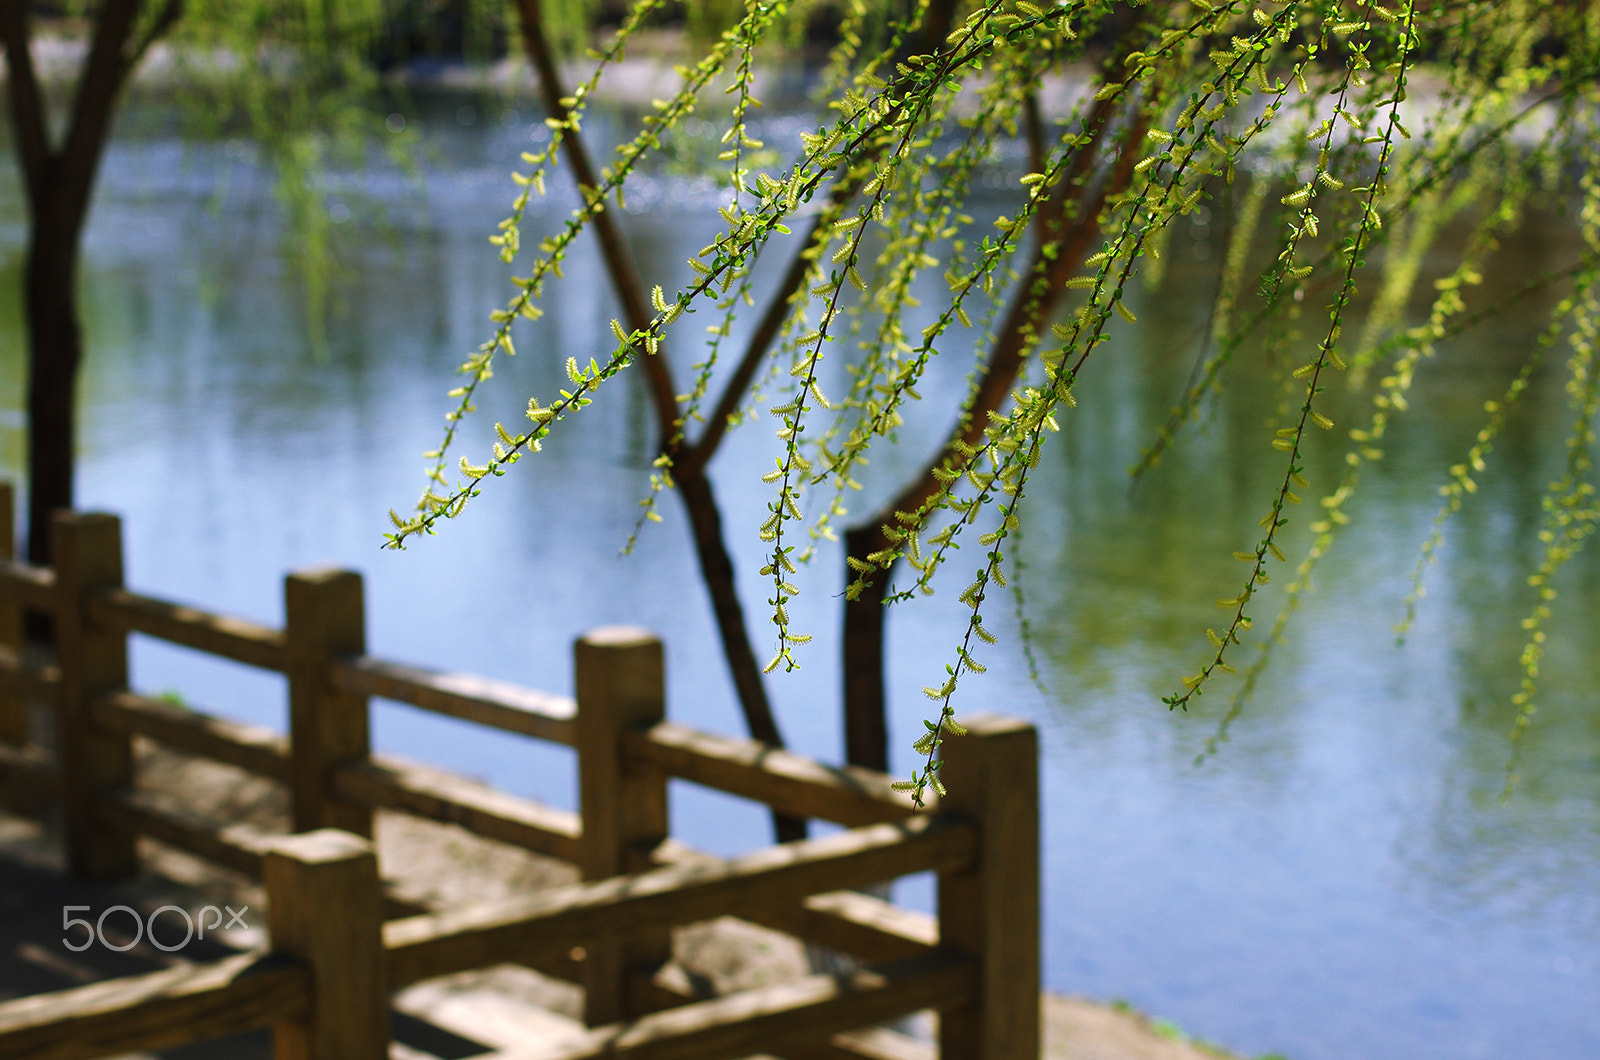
[511,0,803,842]
[513,0,681,449]
[58,0,143,229]
[856,97,1138,560]
[686,0,966,472]
[0,5,52,210]
[126,0,186,73]
[682,209,831,472]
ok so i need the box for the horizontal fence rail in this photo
[87,588,289,672]
[334,654,578,744]
[332,757,583,862]
[0,644,60,706]
[624,721,918,827]
[385,815,975,990]
[0,741,60,811]
[100,786,276,879]
[92,690,291,780]
[0,559,56,613]
[0,493,1039,1060]
[492,954,975,1060]
[0,950,311,1060]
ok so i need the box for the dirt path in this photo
[0,742,1243,1060]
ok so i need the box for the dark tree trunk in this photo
[841,526,891,774]
[679,471,808,843]
[3,0,146,578]
[24,210,83,571]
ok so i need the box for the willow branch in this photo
[1023,91,1046,191]
[0,5,51,209]
[680,210,827,473]
[857,94,1141,556]
[513,0,681,449]
[58,0,143,226]
[684,0,966,472]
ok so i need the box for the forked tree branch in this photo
[837,46,1152,770]
[126,0,186,73]
[686,0,965,470]
[58,0,144,231]
[856,90,1141,562]
[511,0,806,842]
[0,5,52,209]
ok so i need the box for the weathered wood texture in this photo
[0,481,22,745]
[0,644,61,707]
[265,830,389,1060]
[333,654,576,744]
[626,968,936,1060]
[385,814,973,990]
[0,558,57,612]
[0,639,56,817]
[100,787,273,878]
[332,757,581,862]
[576,627,673,1024]
[488,953,972,1060]
[0,740,59,812]
[935,714,1040,1060]
[0,950,310,1060]
[88,587,288,671]
[622,722,919,827]
[94,689,291,779]
[0,498,1042,1058]
[782,891,939,965]
[645,841,938,965]
[51,512,136,878]
[383,876,586,981]
[785,1025,937,1060]
[284,569,371,837]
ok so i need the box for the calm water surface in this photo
[1,88,1596,1060]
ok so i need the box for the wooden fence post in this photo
[0,481,23,746]
[575,626,671,1025]
[285,570,372,838]
[936,713,1039,1060]
[265,829,389,1060]
[52,511,138,878]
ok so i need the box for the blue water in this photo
[0,87,1596,1060]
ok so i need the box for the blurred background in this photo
[2,7,1597,1058]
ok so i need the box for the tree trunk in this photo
[24,210,83,571]
[4,0,145,579]
[836,102,1139,770]
[678,471,808,843]
[838,255,1066,772]
[841,525,891,773]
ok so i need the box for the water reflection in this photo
[0,89,1596,1060]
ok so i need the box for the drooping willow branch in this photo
[388,0,1600,799]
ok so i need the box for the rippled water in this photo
[1,86,1596,1060]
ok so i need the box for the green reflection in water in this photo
[0,92,1595,1060]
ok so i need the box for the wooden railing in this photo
[0,485,1040,1060]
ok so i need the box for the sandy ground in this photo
[0,741,1243,1060]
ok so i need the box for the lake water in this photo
[1,84,1597,1060]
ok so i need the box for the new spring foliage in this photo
[388,0,1600,799]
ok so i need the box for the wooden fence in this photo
[0,485,1040,1060]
